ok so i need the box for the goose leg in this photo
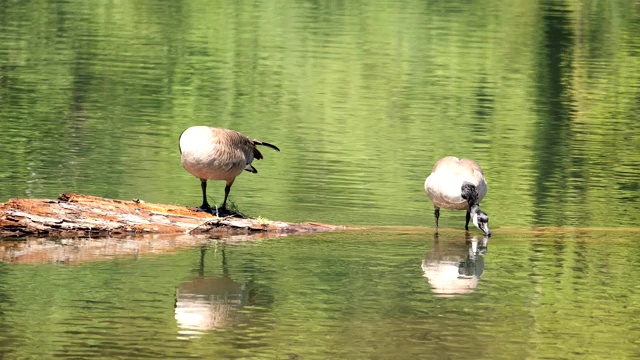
[434,208,440,229]
[216,180,234,217]
[465,210,471,231]
[197,179,212,212]
[221,183,231,211]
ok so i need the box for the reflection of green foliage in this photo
[1,231,639,358]
[0,0,638,227]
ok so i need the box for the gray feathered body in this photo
[424,156,488,210]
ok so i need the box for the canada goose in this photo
[424,156,491,236]
[179,126,280,215]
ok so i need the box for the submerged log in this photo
[0,193,345,238]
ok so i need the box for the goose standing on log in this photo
[424,156,491,236]
[179,126,280,216]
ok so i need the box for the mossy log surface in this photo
[0,193,345,238]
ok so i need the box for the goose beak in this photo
[481,224,491,237]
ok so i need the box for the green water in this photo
[1,230,640,359]
[1,0,638,227]
[1,0,640,358]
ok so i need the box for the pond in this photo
[1,229,640,359]
[1,0,639,358]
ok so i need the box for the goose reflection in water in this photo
[175,246,251,338]
[421,234,488,297]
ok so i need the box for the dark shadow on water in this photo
[421,233,488,297]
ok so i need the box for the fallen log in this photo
[0,193,345,238]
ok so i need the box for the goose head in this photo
[470,206,491,237]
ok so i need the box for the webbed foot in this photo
[194,205,215,215]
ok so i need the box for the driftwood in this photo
[0,193,345,238]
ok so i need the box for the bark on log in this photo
[0,193,345,238]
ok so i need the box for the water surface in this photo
[1,229,639,359]
[1,0,638,227]
[1,1,639,359]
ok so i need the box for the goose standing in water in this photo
[424,156,491,236]
[179,126,280,216]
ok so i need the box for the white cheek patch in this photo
[472,213,479,228]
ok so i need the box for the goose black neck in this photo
[461,183,479,208]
